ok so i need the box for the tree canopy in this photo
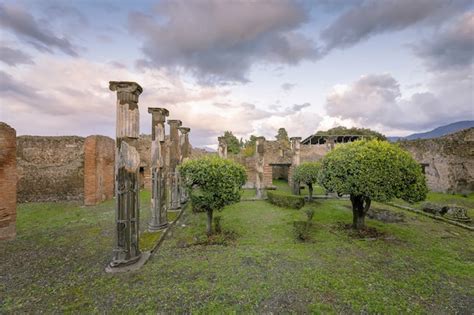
[221,131,241,154]
[315,126,386,141]
[179,156,246,235]
[319,140,427,229]
[292,162,321,200]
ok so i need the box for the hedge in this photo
[267,191,305,209]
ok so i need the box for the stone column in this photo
[108,81,142,269]
[0,123,16,241]
[178,127,191,203]
[168,119,182,210]
[255,137,266,199]
[290,137,302,195]
[148,108,169,231]
[218,137,227,158]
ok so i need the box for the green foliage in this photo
[292,162,321,186]
[267,190,305,209]
[315,126,386,141]
[242,135,257,157]
[305,208,315,222]
[275,127,289,142]
[320,140,428,204]
[293,221,311,241]
[213,215,222,234]
[180,156,247,213]
[222,131,241,154]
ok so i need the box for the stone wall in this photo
[0,123,17,240]
[399,128,474,193]
[17,136,85,202]
[300,144,331,163]
[84,136,115,206]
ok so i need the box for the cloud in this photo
[129,0,319,83]
[0,44,34,66]
[413,11,474,71]
[291,102,311,112]
[320,0,471,51]
[0,3,78,56]
[281,83,296,91]
[325,73,474,132]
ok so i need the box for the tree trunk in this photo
[308,183,313,201]
[206,210,213,236]
[350,195,371,230]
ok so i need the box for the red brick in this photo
[0,123,16,240]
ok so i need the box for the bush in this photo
[267,191,305,209]
[292,162,321,200]
[180,156,246,235]
[293,221,311,241]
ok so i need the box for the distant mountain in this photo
[388,121,474,142]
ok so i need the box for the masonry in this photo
[0,123,17,240]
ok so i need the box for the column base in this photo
[105,252,149,273]
[148,222,168,232]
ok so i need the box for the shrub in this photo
[293,221,311,241]
[180,156,246,235]
[267,191,305,209]
[292,162,321,200]
[304,208,315,222]
[320,140,427,230]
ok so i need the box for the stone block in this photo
[0,123,17,240]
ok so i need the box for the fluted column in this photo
[290,137,302,195]
[178,127,191,203]
[108,81,142,269]
[168,120,182,210]
[217,137,227,158]
[148,108,169,231]
[255,137,266,199]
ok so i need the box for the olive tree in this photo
[320,140,427,230]
[179,156,246,235]
[292,162,321,201]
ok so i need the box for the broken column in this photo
[0,123,16,241]
[168,119,182,210]
[255,137,266,199]
[218,137,227,158]
[148,108,169,231]
[289,137,302,195]
[108,81,142,269]
[178,127,191,203]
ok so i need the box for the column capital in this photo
[256,136,266,141]
[178,127,191,134]
[109,81,143,95]
[148,107,169,116]
[167,119,182,127]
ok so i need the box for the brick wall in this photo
[0,123,17,240]
[84,135,115,206]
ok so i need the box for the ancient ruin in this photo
[179,127,191,203]
[168,120,182,210]
[289,137,302,195]
[255,137,266,199]
[108,81,143,269]
[147,108,170,231]
[0,123,17,240]
[218,136,228,158]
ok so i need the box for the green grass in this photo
[1,190,473,313]
[273,179,326,196]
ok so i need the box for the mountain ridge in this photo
[388,120,474,142]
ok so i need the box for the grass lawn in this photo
[1,190,473,313]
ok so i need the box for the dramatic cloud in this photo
[413,11,474,71]
[0,44,34,66]
[129,0,319,83]
[0,3,78,56]
[321,0,470,51]
[291,102,311,112]
[325,73,474,132]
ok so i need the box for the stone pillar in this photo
[218,137,227,158]
[178,127,191,203]
[0,123,16,240]
[290,137,302,195]
[255,137,266,199]
[148,108,169,231]
[168,119,182,210]
[108,81,142,269]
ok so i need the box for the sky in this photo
[1,0,473,149]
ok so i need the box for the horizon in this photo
[1,0,473,150]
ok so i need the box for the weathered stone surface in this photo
[399,128,474,193]
[84,135,115,206]
[168,120,182,210]
[218,136,227,158]
[443,205,471,223]
[108,81,142,269]
[16,136,85,202]
[0,122,17,240]
[255,137,266,199]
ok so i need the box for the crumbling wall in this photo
[300,145,330,163]
[0,123,17,240]
[399,128,474,193]
[17,136,85,202]
[84,135,115,206]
